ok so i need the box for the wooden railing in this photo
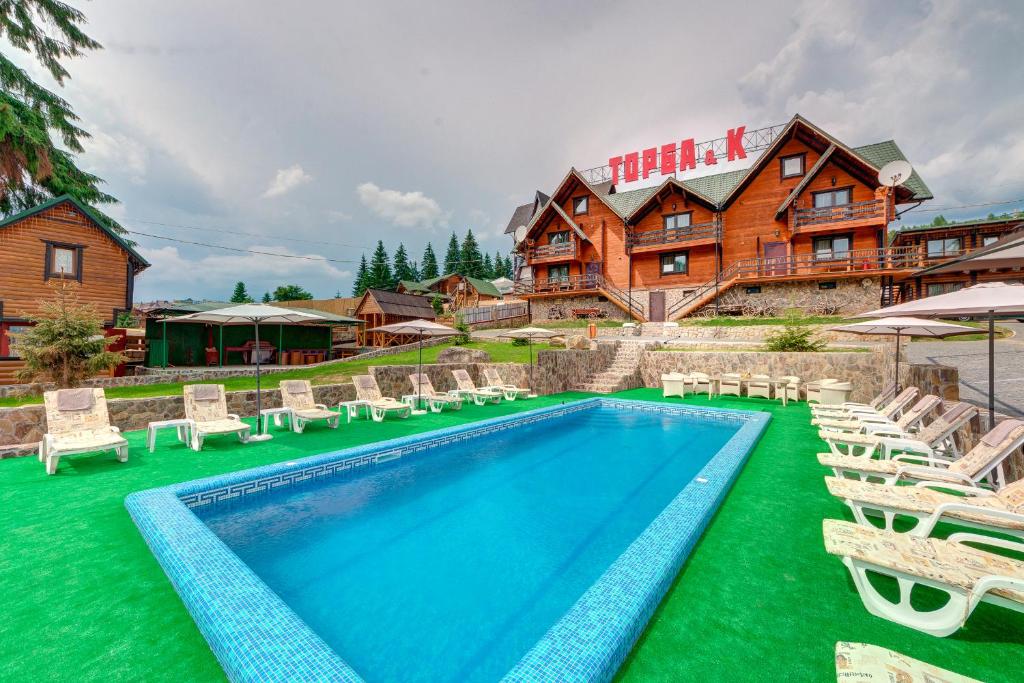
[528,241,576,261]
[457,302,529,325]
[626,220,722,250]
[514,273,644,319]
[667,246,920,318]
[793,199,885,229]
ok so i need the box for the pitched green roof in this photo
[464,276,502,298]
[604,186,659,217]
[851,140,933,200]
[0,194,150,267]
[398,279,431,293]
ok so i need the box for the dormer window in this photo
[572,196,588,215]
[43,241,83,282]
[780,154,805,179]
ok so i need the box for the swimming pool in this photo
[127,398,769,682]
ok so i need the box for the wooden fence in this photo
[457,302,528,325]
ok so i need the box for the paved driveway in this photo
[905,322,1024,417]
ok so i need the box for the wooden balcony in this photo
[732,246,920,281]
[514,274,598,296]
[527,241,577,264]
[792,199,886,232]
[626,220,722,253]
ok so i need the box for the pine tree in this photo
[482,253,493,279]
[368,240,393,290]
[409,260,420,281]
[392,243,416,283]
[352,254,369,295]
[229,281,252,303]
[421,242,439,279]
[443,233,461,274]
[493,251,505,279]
[262,292,272,303]
[460,229,483,278]
[0,2,122,226]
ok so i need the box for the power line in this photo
[126,218,369,250]
[903,198,1024,213]
[125,229,356,264]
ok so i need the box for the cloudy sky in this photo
[24,0,1024,301]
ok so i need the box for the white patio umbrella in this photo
[366,319,459,414]
[170,304,326,440]
[857,282,1024,428]
[831,317,976,393]
[497,327,560,389]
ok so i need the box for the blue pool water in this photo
[197,406,738,682]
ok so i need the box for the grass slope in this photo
[0,341,529,408]
[0,390,1020,681]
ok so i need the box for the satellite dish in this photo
[513,225,527,243]
[878,160,913,187]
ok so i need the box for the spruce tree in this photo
[420,243,439,280]
[229,281,252,303]
[460,229,483,277]
[352,254,369,295]
[0,2,121,226]
[493,251,505,279]
[368,240,393,289]
[443,233,461,274]
[392,243,416,283]
[482,253,493,279]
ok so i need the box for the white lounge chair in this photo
[826,476,1024,540]
[39,388,128,475]
[184,384,250,451]
[815,395,940,435]
[834,641,981,682]
[661,372,693,399]
[405,373,463,412]
[818,402,977,460]
[746,374,772,399]
[279,380,339,432]
[352,375,413,421]
[482,367,531,400]
[818,419,1024,488]
[719,373,743,397]
[824,519,1024,637]
[813,387,918,421]
[449,369,502,406]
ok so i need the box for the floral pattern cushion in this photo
[834,641,981,682]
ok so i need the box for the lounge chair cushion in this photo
[56,388,95,412]
[823,519,1024,603]
[191,384,221,401]
[49,428,127,453]
[834,642,981,683]
[280,380,311,395]
[195,418,248,435]
[982,418,1024,447]
[825,477,1024,531]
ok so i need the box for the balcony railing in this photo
[513,273,644,319]
[793,199,885,229]
[528,241,576,261]
[626,220,722,250]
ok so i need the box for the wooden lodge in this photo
[0,196,150,383]
[396,273,503,312]
[354,288,436,346]
[508,114,947,321]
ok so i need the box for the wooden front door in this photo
[649,290,666,322]
[585,261,601,287]
[763,242,788,276]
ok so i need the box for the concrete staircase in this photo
[574,342,648,394]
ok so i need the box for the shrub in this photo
[764,321,826,352]
[452,316,471,346]
[431,294,444,316]
[15,283,125,387]
[510,337,528,347]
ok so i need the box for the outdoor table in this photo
[338,399,373,423]
[260,406,294,433]
[705,375,792,404]
[146,418,194,453]
[767,378,792,406]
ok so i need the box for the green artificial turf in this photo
[1,390,1020,682]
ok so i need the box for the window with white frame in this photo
[926,237,962,258]
[659,251,688,275]
[662,212,692,231]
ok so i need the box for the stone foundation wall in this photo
[534,342,620,394]
[0,383,356,458]
[694,276,883,317]
[600,322,872,344]
[529,296,630,322]
[638,348,891,403]
[904,364,960,401]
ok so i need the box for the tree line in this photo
[351,229,513,296]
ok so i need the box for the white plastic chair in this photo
[719,373,743,397]
[746,374,772,399]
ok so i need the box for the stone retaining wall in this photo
[534,342,620,394]
[600,322,871,343]
[638,348,891,403]
[368,363,530,399]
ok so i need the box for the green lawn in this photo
[0,390,1019,681]
[0,341,529,408]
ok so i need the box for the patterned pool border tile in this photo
[125,398,770,683]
